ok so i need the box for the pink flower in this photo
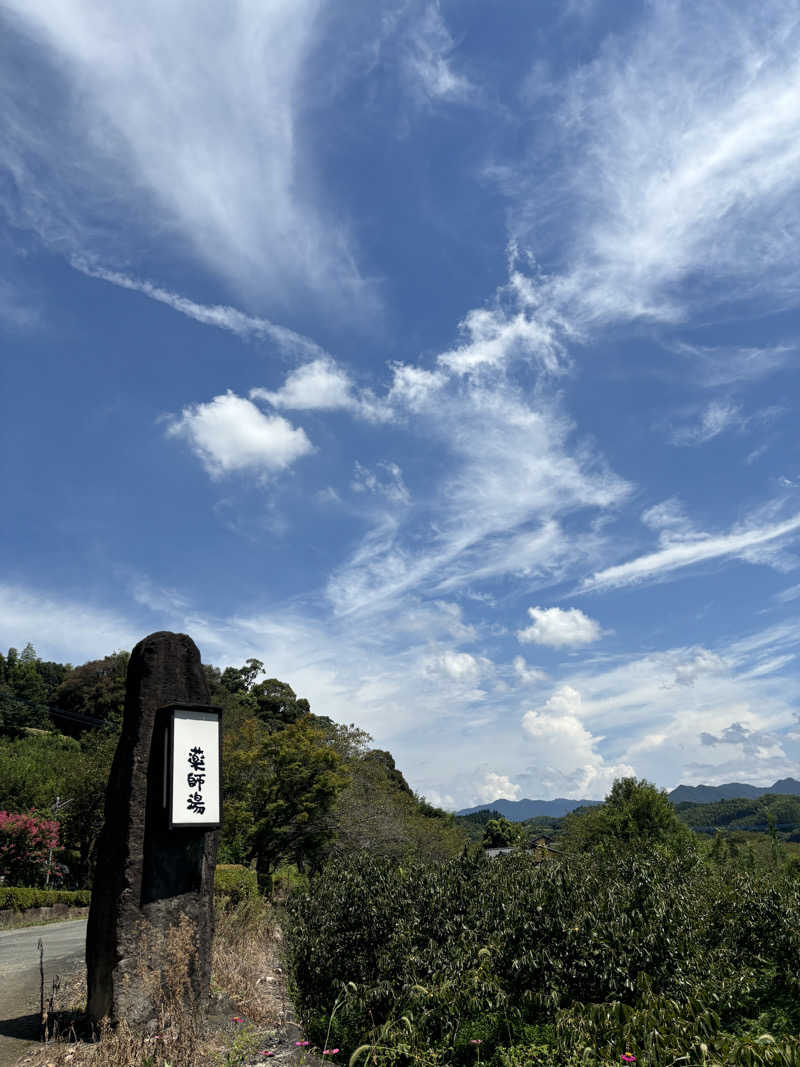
[259,1052,274,1058]
[295,1040,310,1046]
[323,1050,340,1056]
[470,1039,483,1045]
[621,1056,636,1064]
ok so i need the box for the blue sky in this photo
[2,0,800,808]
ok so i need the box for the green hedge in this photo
[0,886,91,911]
[214,864,259,905]
[0,866,258,912]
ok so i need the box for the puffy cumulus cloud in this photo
[517,606,602,648]
[521,685,633,798]
[252,358,391,422]
[252,359,355,412]
[165,391,313,478]
[476,772,520,804]
[423,789,457,811]
[427,650,483,686]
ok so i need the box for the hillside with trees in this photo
[0,642,464,889]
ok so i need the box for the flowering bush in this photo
[0,810,61,887]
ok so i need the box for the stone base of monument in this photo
[86,632,218,1028]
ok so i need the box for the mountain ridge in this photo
[456,778,800,820]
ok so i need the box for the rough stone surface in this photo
[86,631,218,1026]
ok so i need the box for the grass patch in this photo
[19,894,287,1067]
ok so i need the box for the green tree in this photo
[482,815,522,849]
[221,711,348,882]
[52,651,129,732]
[564,777,695,854]
[709,828,725,866]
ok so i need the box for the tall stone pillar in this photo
[86,631,218,1026]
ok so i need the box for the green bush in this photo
[213,863,259,905]
[0,886,91,911]
[286,849,800,1066]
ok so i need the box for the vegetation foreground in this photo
[287,846,800,1066]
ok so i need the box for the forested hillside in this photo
[0,642,464,888]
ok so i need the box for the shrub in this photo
[286,849,800,1066]
[0,809,60,887]
[0,886,91,910]
[214,863,259,905]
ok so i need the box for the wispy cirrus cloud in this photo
[500,2,800,341]
[404,2,475,105]
[326,372,629,614]
[672,341,795,387]
[74,263,331,361]
[583,511,800,593]
[1,0,368,311]
[669,399,743,446]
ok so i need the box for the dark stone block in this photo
[86,632,218,1026]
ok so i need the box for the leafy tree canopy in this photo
[564,776,695,855]
[482,815,524,849]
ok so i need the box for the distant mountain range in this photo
[456,778,800,820]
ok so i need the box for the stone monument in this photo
[86,631,220,1026]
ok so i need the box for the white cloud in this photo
[517,605,602,648]
[438,303,563,376]
[670,399,742,446]
[3,578,799,810]
[404,3,474,104]
[673,648,726,687]
[513,656,548,685]
[0,281,40,331]
[521,685,634,798]
[641,498,697,542]
[252,359,355,411]
[387,362,448,412]
[494,2,800,351]
[327,372,629,615]
[547,627,800,791]
[165,391,313,478]
[429,650,482,685]
[673,342,794,387]
[3,1,368,309]
[74,263,328,360]
[476,772,520,804]
[0,585,139,664]
[583,511,800,592]
[775,583,800,604]
[251,358,389,422]
[351,462,411,506]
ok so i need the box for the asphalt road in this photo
[0,918,87,1067]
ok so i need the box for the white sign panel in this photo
[169,708,221,829]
